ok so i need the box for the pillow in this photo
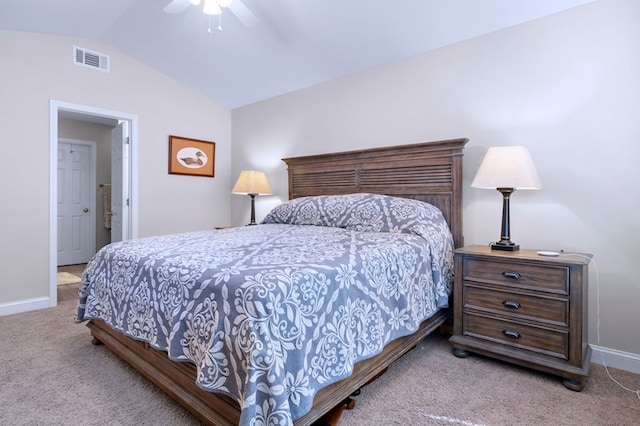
[262,193,452,240]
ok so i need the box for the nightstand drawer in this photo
[464,285,568,326]
[463,313,569,359]
[464,259,569,294]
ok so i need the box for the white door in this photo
[57,142,93,265]
[110,122,128,242]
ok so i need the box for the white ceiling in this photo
[0,0,595,108]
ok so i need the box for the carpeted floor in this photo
[1,298,638,425]
[339,337,640,426]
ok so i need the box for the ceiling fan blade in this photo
[228,0,259,28]
[163,0,191,14]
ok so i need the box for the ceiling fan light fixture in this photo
[203,0,222,15]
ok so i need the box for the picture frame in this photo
[168,135,215,177]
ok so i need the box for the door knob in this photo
[83,208,89,212]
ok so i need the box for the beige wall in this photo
[231,0,640,358]
[0,30,231,306]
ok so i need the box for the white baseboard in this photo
[0,297,51,317]
[590,344,640,375]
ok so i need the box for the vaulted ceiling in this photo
[0,0,595,108]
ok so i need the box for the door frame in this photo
[57,138,97,265]
[49,100,139,306]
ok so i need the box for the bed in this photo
[76,138,467,425]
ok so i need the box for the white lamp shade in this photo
[232,170,273,195]
[471,146,542,190]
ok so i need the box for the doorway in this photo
[57,139,96,266]
[49,100,139,306]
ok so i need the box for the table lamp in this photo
[471,146,542,251]
[232,170,273,225]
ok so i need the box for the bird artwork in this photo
[180,150,206,167]
[170,138,214,177]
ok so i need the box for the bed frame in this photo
[87,137,468,425]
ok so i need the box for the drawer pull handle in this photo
[503,330,521,339]
[502,271,522,279]
[502,300,521,309]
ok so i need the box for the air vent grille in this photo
[73,46,110,72]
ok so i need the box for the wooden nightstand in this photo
[449,245,592,391]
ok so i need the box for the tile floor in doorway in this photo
[57,264,86,303]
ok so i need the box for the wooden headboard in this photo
[282,138,468,248]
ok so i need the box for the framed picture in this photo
[168,135,215,177]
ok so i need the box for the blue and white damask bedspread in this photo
[76,193,454,425]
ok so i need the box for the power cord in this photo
[559,252,640,399]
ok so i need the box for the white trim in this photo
[0,297,50,316]
[591,344,640,375]
[50,100,139,310]
[50,104,58,307]
[130,118,139,238]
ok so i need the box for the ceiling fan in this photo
[163,0,259,29]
